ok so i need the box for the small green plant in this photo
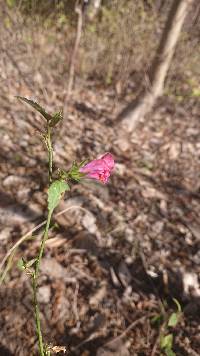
[16,96,68,355]
[1,96,114,355]
[152,298,182,356]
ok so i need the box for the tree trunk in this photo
[118,0,194,133]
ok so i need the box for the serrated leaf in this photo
[160,334,173,350]
[48,180,70,212]
[16,96,52,122]
[168,312,178,327]
[49,111,63,127]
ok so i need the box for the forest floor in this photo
[0,8,200,356]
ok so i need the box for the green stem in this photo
[32,124,53,356]
[32,209,52,356]
[32,275,45,356]
[35,210,52,278]
[47,125,53,183]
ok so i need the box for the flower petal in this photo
[79,152,114,183]
[101,153,115,170]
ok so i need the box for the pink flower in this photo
[79,153,114,184]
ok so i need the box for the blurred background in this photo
[0,1,200,355]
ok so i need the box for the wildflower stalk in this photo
[14,97,74,355]
[10,95,114,356]
[31,123,53,356]
[32,210,52,356]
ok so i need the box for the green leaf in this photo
[17,257,36,270]
[160,334,173,350]
[16,96,52,122]
[168,313,178,327]
[17,258,26,271]
[49,110,63,127]
[68,161,85,182]
[48,180,70,212]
